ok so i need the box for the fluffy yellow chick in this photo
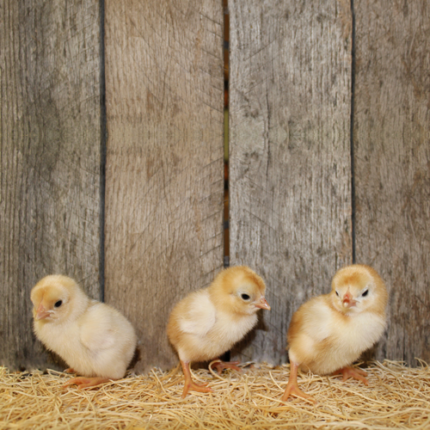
[31,275,137,389]
[167,266,270,398]
[282,264,388,403]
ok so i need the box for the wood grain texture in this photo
[354,0,430,366]
[0,0,102,369]
[104,0,224,372]
[229,0,353,364]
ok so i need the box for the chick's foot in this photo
[180,360,213,398]
[211,359,241,373]
[281,362,316,404]
[63,376,111,389]
[182,379,212,398]
[281,380,316,403]
[333,366,368,385]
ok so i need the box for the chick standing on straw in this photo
[167,266,271,398]
[282,264,388,403]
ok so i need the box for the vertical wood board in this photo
[104,0,225,372]
[0,0,102,369]
[354,0,430,366]
[229,0,353,364]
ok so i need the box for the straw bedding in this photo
[1,360,429,429]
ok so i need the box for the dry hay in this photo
[1,360,429,430]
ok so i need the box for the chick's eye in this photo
[362,289,369,297]
[241,293,251,301]
[335,291,339,297]
[54,300,62,308]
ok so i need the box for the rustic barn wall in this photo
[104,0,225,372]
[354,0,430,366]
[0,0,103,369]
[228,0,353,364]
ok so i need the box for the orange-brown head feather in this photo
[330,264,388,316]
[209,266,270,316]
[30,275,88,323]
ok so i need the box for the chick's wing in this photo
[178,291,216,338]
[301,297,334,341]
[289,296,333,347]
[78,302,118,352]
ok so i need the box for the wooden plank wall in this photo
[354,0,430,366]
[229,0,353,364]
[229,0,429,366]
[0,0,102,369]
[104,0,225,372]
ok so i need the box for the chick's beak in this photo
[35,303,50,320]
[255,297,271,310]
[342,292,356,308]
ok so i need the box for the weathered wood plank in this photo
[104,0,224,372]
[0,0,102,369]
[229,0,353,364]
[354,0,430,366]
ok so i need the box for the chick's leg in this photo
[63,376,111,389]
[333,366,368,385]
[181,360,212,398]
[281,362,315,403]
[211,359,241,373]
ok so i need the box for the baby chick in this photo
[31,275,137,389]
[167,266,270,398]
[282,264,388,403]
